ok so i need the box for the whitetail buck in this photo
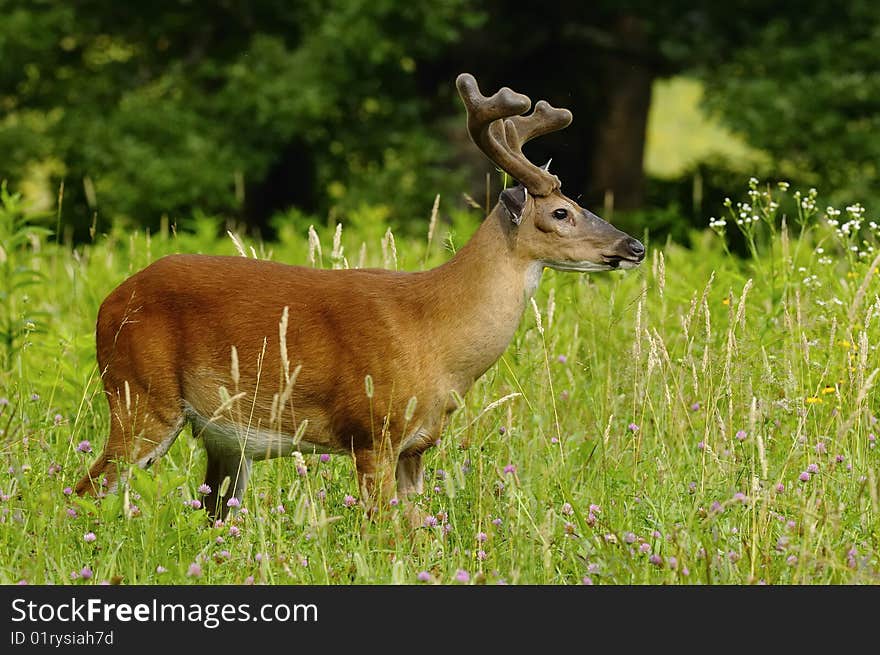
[76,73,645,522]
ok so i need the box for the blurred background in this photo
[1,0,878,244]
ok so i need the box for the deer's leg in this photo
[396,450,429,528]
[396,451,425,497]
[354,447,396,516]
[75,386,184,496]
[202,435,252,521]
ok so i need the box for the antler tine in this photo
[502,101,572,193]
[505,100,573,147]
[456,73,568,197]
[456,73,531,126]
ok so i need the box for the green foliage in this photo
[692,1,880,208]
[0,0,482,235]
[0,180,878,584]
[3,1,879,244]
[0,182,52,370]
[645,77,767,179]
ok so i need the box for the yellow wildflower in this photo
[805,397,823,404]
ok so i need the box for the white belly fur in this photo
[185,403,334,460]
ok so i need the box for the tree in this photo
[692,0,880,208]
[0,0,481,237]
[3,1,877,240]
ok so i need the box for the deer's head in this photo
[457,73,645,272]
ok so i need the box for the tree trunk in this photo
[244,139,316,239]
[588,15,655,212]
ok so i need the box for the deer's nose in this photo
[625,238,645,260]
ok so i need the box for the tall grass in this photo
[0,179,877,584]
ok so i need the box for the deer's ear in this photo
[499,185,528,225]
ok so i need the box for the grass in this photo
[0,179,878,585]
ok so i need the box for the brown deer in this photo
[75,73,645,522]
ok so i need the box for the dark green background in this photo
[2,0,878,241]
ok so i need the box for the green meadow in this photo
[1,176,878,585]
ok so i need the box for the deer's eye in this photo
[553,208,568,220]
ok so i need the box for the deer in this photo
[75,73,645,524]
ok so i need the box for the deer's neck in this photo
[423,205,541,388]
